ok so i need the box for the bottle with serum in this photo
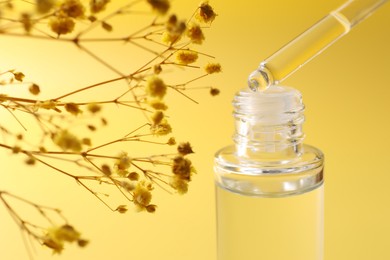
[214,85,324,260]
[214,0,388,259]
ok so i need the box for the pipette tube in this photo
[248,0,388,91]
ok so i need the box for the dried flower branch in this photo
[1,0,221,256]
[0,190,88,255]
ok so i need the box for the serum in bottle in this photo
[214,86,324,260]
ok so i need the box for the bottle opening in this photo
[233,86,304,124]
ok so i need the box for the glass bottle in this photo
[214,86,324,260]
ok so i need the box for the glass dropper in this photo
[248,0,389,91]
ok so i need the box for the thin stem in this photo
[1,104,28,131]
[76,42,126,77]
[53,75,128,101]
[74,178,115,211]
[168,85,199,104]
[84,157,133,203]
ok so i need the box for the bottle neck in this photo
[232,86,305,160]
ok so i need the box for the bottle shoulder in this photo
[214,144,324,197]
[214,143,324,175]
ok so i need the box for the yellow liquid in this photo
[216,184,324,260]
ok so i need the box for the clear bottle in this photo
[214,86,324,260]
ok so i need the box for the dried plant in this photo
[0,0,220,256]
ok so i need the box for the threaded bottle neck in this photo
[232,86,305,159]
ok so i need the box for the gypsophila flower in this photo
[87,125,96,131]
[196,1,217,24]
[12,146,21,154]
[170,175,188,194]
[36,100,59,111]
[90,0,110,13]
[204,62,222,74]
[49,16,75,35]
[153,64,162,74]
[54,225,80,242]
[88,15,97,22]
[39,146,47,153]
[210,87,220,96]
[81,138,92,146]
[120,180,135,192]
[172,155,192,180]
[60,0,85,19]
[77,239,89,247]
[186,23,205,44]
[167,137,176,145]
[166,14,177,28]
[176,50,198,65]
[146,76,167,99]
[146,0,170,15]
[133,181,153,211]
[0,94,8,102]
[150,119,172,136]
[42,236,64,254]
[127,171,139,181]
[28,83,40,95]
[36,0,55,14]
[161,31,178,45]
[25,156,36,165]
[21,13,33,33]
[148,99,168,110]
[64,103,82,116]
[114,152,132,177]
[87,103,102,113]
[145,204,157,213]
[101,21,113,32]
[101,164,112,175]
[177,142,194,155]
[151,110,164,125]
[116,205,128,213]
[52,130,82,152]
[162,15,186,44]
[43,225,81,254]
[12,71,25,82]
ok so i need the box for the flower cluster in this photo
[132,181,155,212]
[49,0,86,35]
[43,225,88,254]
[90,0,110,14]
[196,1,217,24]
[114,152,132,177]
[52,130,83,152]
[147,0,170,15]
[146,76,167,99]
[170,155,194,194]
[176,50,199,65]
[0,191,88,255]
[187,23,205,44]
[205,63,222,74]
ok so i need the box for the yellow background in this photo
[1,0,390,259]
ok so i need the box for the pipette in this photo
[248,0,389,91]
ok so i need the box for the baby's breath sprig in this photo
[0,0,221,256]
[0,190,88,255]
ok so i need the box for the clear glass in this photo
[215,184,324,260]
[248,0,388,91]
[214,86,324,260]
